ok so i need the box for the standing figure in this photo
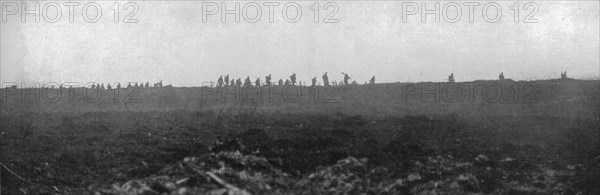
[107,84,112,89]
[561,71,568,79]
[265,74,272,86]
[217,76,224,87]
[322,72,330,87]
[145,82,150,88]
[244,76,252,87]
[224,75,230,86]
[284,79,290,86]
[255,78,261,87]
[290,73,297,85]
[312,77,317,86]
[448,73,455,83]
[499,72,505,80]
[341,72,351,85]
[278,79,284,86]
[236,78,242,87]
[231,80,235,86]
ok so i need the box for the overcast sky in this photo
[1,1,598,86]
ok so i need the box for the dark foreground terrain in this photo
[1,80,599,194]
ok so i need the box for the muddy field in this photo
[1,80,599,194]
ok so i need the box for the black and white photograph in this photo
[1,0,599,194]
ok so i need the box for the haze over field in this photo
[1,1,599,86]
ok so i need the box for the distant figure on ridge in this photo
[561,71,568,79]
[224,75,230,86]
[499,72,505,80]
[255,78,261,87]
[217,76,224,87]
[265,74,272,86]
[290,73,297,85]
[284,79,290,86]
[312,77,317,86]
[448,73,455,83]
[145,82,150,88]
[236,78,242,87]
[369,76,375,84]
[107,84,112,89]
[278,79,284,86]
[342,72,351,85]
[230,80,235,86]
[244,76,252,87]
[322,72,330,87]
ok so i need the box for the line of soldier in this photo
[215,73,378,87]
[84,81,165,89]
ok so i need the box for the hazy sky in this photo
[1,1,599,86]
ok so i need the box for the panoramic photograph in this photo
[1,1,599,194]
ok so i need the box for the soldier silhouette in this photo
[101,84,105,89]
[217,76,224,87]
[312,77,317,86]
[134,83,139,88]
[290,73,297,85]
[107,84,112,89]
[117,83,121,89]
[244,76,252,87]
[499,72,505,80]
[448,73,455,83]
[255,78,261,87]
[224,75,230,86]
[561,71,568,79]
[278,79,283,86]
[284,79,290,86]
[236,78,242,87]
[231,80,235,86]
[322,72,330,87]
[265,74,272,86]
[145,82,150,88]
[342,72,351,85]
